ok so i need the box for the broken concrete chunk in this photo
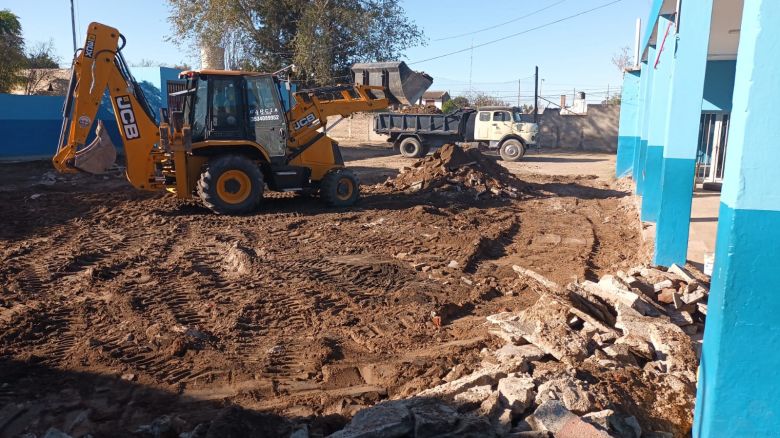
[418,362,512,399]
[668,264,696,284]
[656,288,677,304]
[534,377,596,415]
[512,265,561,291]
[493,344,545,364]
[487,296,589,364]
[527,401,611,438]
[406,398,460,437]
[653,279,673,292]
[580,280,657,316]
[329,400,412,438]
[669,310,694,327]
[697,302,708,316]
[582,409,615,430]
[497,374,536,414]
[453,384,493,410]
[610,415,642,438]
[682,287,707,305]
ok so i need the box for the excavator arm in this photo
[285,84,389,170]
[53,22,164,191]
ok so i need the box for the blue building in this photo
[616,0,780,435]
[0,66,182,160]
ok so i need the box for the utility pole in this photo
[468,39,474,97]
[517,79,521,107]
[70,0,77,52]
[607,84,610,102]
[534,66,539,123]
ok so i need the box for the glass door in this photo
[696,113,730,183]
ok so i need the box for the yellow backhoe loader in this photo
[53,22,431,214]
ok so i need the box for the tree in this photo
[23,40,61,95]
[166,0,425,86]
[441,95,469,114]
[0,9,26,93]
[611,46,633,73]
[471,93,507,107]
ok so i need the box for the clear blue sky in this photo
[3,0,652,106]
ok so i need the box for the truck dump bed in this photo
[351,62,433,106]
[374,109,475,136]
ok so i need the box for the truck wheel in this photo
[197,155,264,215]
[499,139,525,162]
[320,168,360,207]
[399,137,426,158]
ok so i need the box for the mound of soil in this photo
[398,104,442,114]
[382,144,527,199]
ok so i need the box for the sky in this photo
[3,0,653,106]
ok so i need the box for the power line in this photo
[432,0,569,41]
[409,0,624,65]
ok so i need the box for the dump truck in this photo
[53,22,431,214]
[373,106,539,161]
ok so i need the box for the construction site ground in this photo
[0,146,647,437]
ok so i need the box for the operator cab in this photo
[178,70,290,160]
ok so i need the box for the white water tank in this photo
[200,44,225,70]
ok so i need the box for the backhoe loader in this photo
[53,22,431,214]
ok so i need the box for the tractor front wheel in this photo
[320,168,360,207]
[197,155,264,215]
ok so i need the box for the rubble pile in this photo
[332,263,708,438]
[398,104,443,114]
[383,144,526,199]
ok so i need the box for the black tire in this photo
[320,168,360,207]
[197,154,264,215]
[499,139,525,162]
[399,137,426,158]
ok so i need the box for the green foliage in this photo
[0,9,26,93]
[166,0,425,86]
[441,95,469,114]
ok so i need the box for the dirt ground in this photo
[0,145,646,437]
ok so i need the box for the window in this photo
[493,111,509,122]
[478,112,490,121]
[191,78,208,141]
[247,76,281,121]
[211,78,240,130]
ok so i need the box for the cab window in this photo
[493,111,510,122]
[478,112,490,122]
[211,78,240,131]
[191,78,208,141]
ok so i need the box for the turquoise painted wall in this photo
[702,60,736,113]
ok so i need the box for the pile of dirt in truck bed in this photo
[381,143,528,199]
[0,154,646,437]
[398,104,442,114]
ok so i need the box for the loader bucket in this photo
[74,121,117,174]
[351,61,433,106]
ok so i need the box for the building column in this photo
[616,70,641,178]
[635,46,656,195]
[641,15,676,222]
[694,1,780,436]
[631,61,649,181]
[653,0,713,266]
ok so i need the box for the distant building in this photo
[418,90,450,109]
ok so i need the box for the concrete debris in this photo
[527,401,612,438]
[668,264,696,284]
[334,264,707,437]
[497,374,537,414]
[534,377,596,415]
[329,400,413,438]
[487,300,589,364]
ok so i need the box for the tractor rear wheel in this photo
[197,155,264,215]
[320,168,360,207]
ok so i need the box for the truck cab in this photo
[473,106,538,161]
